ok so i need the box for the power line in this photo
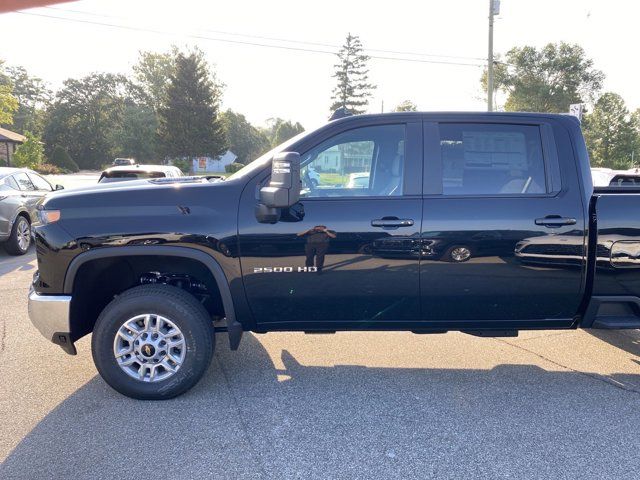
[22,9,485,68]
[44,5,487,62]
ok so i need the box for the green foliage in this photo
[394,100,417,112]
[132,48,177,112]
[43,73,130,169]
[1,65,51,135]
[50,145,79,172]
[220,109,270,164]
[261,117,305,148]
[172,158,191,174]
[482,42,604,112]
[111,102,158,162]
[158,49,226,160]
[13,131,44,169]
[330,33,376,115]
[225,162,244,173]
[583,92,639,169]
[0,81,18,125]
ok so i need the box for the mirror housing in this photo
[259,152,301,208]
[55,184,64,191]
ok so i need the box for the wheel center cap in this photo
[141,344,156,357]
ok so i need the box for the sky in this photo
[0,0,638,130]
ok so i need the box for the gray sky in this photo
[0,0,638,129]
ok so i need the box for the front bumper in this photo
[28,288,76,355]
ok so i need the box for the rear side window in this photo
[440,123,547,196]
[13,172,36,191]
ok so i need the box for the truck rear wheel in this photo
[92,284,215,400]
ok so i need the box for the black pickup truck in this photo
[28,112,640,399]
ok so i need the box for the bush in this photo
[50,146,79,173]
[34,163,61,175]
[0,159,6,167]
[172,158,191,174]
[225,162,244,173]
[13,131,44,169]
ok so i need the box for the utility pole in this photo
[487,0,499,111]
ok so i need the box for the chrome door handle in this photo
[534,215,576,228]
[371,218,414,228]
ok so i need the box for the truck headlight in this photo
[38,209,61,224]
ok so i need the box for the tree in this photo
[483,42,604,112]
[132,48,177,112]
[394,100,417,112]
[0,62,18,125]
[262,117,305,148]
[219,109,270,164]
[1,65,51,135]
[110,101,159,162]
[158,50,226,160]
[583,92,638,169]
[13,131,44,169]
[50,145,79,172]
[330,33,376,115]
[43,73,130,169]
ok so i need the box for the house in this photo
[0,127,26,167]
[192,150,238,173]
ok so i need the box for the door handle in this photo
[534,215,577,228]
[371,218,414,228]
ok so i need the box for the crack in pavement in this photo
[494,338,640,395]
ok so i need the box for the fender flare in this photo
[63,245,243,349]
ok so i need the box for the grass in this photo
[318,173,348,186]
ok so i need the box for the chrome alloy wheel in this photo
[450,246,471,262]
[113,314,186,382]
[16,218,30,251]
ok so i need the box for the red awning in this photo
[0,1,77,14]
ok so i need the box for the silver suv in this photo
[0,167,62,255]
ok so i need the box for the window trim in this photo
[426,121,562,198]
[27,172,53,192]
[13,172,36,192]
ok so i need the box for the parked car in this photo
[346,172,370,189]
[591,167,640,187]
[0,167,62,255]
[98,165,183,183]
[112,158,136,167]
[29,111,640,400]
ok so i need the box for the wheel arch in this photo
[63,245,242,349]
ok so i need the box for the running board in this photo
[462,330,518,338]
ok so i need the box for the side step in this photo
[462,330,518,338]
[582,296,640,329]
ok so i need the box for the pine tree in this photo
[158,50,226,160]
[330,34,376,115]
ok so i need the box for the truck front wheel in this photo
[92,284,215,400]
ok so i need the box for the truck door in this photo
[420,119,587,325]
[238,120,423,327]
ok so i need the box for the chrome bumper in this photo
[28,288,76,354]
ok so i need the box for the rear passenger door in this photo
[420,119,587,325]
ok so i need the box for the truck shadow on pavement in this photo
[2,333,640,479]
[0,248,35,277]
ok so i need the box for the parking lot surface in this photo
[1,248,640,479]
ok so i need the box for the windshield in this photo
[226,130,309,181]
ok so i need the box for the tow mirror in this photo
[256,152,301,223]
[55,184,64,191]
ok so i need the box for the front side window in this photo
[440,123,547,196]
[300,124,405,198]
[28,173,53,191]
[13,172,36,191]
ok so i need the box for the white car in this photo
[346,172,370,189]
[591,167,640,187]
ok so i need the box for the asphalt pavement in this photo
[1,246,640,479]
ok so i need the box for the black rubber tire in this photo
[443,245,472,263]
[92,284,215,400]
[3,215,31,256]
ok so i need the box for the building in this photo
[0,127,26,167]
[192,150,238,173]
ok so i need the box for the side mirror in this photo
[260,152,301,208]
[55,184,64,191]
[256,152,301,224]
